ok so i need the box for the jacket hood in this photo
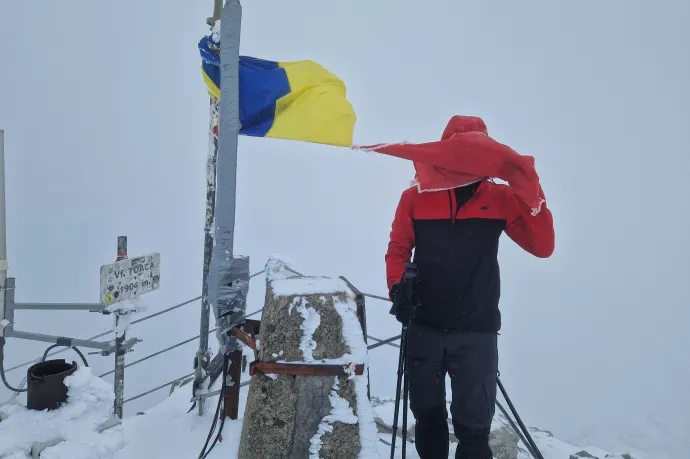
[441,115,488,140]
[353,115,544,215]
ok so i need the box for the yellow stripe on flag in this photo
[267,60,356,147]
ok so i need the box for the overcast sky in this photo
[1,1,689,458]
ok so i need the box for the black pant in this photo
[407,322,498,459]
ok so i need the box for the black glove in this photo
[389,282,418,325]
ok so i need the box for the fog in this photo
[1,1,688,457]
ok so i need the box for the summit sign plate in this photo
[100,253,160,306]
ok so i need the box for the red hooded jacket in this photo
[383,117,555,332]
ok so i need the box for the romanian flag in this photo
[199,36,356,147]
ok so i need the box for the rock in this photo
[489,424,520,459]
[570,450,600,459]
[529,426,554,438]
[238,262,378,459]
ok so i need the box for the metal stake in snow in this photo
[113,236,128,419]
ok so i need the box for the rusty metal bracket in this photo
[235,319,364,378]
[231,327,255,351]
[230,319,261,362]
[249,361,364,377]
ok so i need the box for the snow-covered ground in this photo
[0,366,641,459]
[0,366,124,459]
[0,258,644,459]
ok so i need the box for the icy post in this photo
[105,296,148,338]
[237,257,380,459]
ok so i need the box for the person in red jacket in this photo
[385,118,554,459]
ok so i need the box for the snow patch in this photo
[333,297,368,367]
[272,276,350,298]
[266,255,349,297]
[113,378,244,459]
[210,18,220,42]
[0,366,124,459]
[295,297,321,362]
[333,296,380,458]
[288,297,297,315]
[309,377,359,458]
[265,254,300,282]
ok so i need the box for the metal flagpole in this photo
[214,0,241,259]
[0,130,7,337]
[211,0,248,420]
[194,0,247,417]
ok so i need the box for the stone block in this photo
[237,259,379,459]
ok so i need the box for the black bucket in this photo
[26,359,78,411]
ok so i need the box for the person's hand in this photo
[389,282,417,325]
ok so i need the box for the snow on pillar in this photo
[237,258,379,459]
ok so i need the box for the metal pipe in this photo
[12,303,103,311]
[0,129,7,335]
[5,329,111,350]
[195,0,244,416]
[194,96,218,416]
[113,236,127,419]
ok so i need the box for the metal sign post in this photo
[99,237,160,418]
[113,236,127,419]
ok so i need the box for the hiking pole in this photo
[497,377,545,459]
[400,321,411,458]
[389,263,418,459]
[389,325,406,458]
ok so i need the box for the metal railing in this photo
[118,288,399,403]
[122,267,399,404]
[5,266,400,405]
[4,261,409,447]
[3,270,268,376]
[120,324,401,405]
[5,264,538,456]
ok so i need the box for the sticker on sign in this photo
[100,253,160,306]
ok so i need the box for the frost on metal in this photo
[110,297,148,338]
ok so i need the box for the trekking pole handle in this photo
[402,263,418,304]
